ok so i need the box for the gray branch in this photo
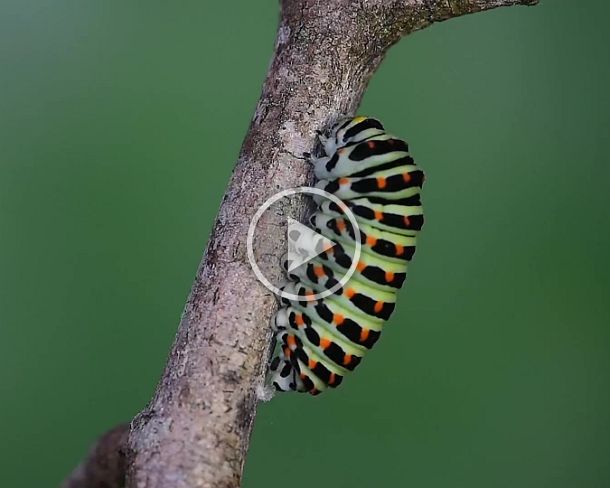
[62,1,537,487]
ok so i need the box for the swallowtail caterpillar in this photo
[267,116,424,395]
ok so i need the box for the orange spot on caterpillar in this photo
[336,219,347,232]
[344,288,356,299]
[366,235,378,246]
[377,177,387,189]
[329,373,337,385]
[295,314,305,327]
[308,359,318,369]
[385,271,395,283]
[339,177,350,186]
[320,338,331,350]
[305,291,316,301]
[356,261,366,272]
[343,354,353,366]
[403,216,411,227]
[333,314,345,326]
[313,265,325,278]
[374,301,384,314]
[323,242,334,252]
[367,140,376,149]
[360,328,370,342]
[374,210,383,221]
[287,335,297,348]
[283,347,291,358]
[403,172,412,183]
[395,244,405,256]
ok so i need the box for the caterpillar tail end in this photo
[266,331,307,394]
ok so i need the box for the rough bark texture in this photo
[62,1,538,487]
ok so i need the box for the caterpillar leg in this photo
[267,303,306,392]
[303,130,329,163]
[270,306,289,331]
[268,356,297,392]
[280,252,294,276]
[267,329,305,392]
[309,155,329,169]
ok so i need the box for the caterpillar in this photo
[267,116,424,395]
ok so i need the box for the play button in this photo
[247,187,361,301]
[286,217,336,272]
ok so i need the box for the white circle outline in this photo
[247,187,361,301]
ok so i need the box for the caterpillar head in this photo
[323,116,385,155]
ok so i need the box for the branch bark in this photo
[62,1,537,487]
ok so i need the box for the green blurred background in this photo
[1,1,609,487]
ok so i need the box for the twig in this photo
[61,424,129,488]
[62,1,538,487]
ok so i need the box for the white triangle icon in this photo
[286,217,336,273]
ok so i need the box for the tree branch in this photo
[61,424,129,488]
[62,1,537,487]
